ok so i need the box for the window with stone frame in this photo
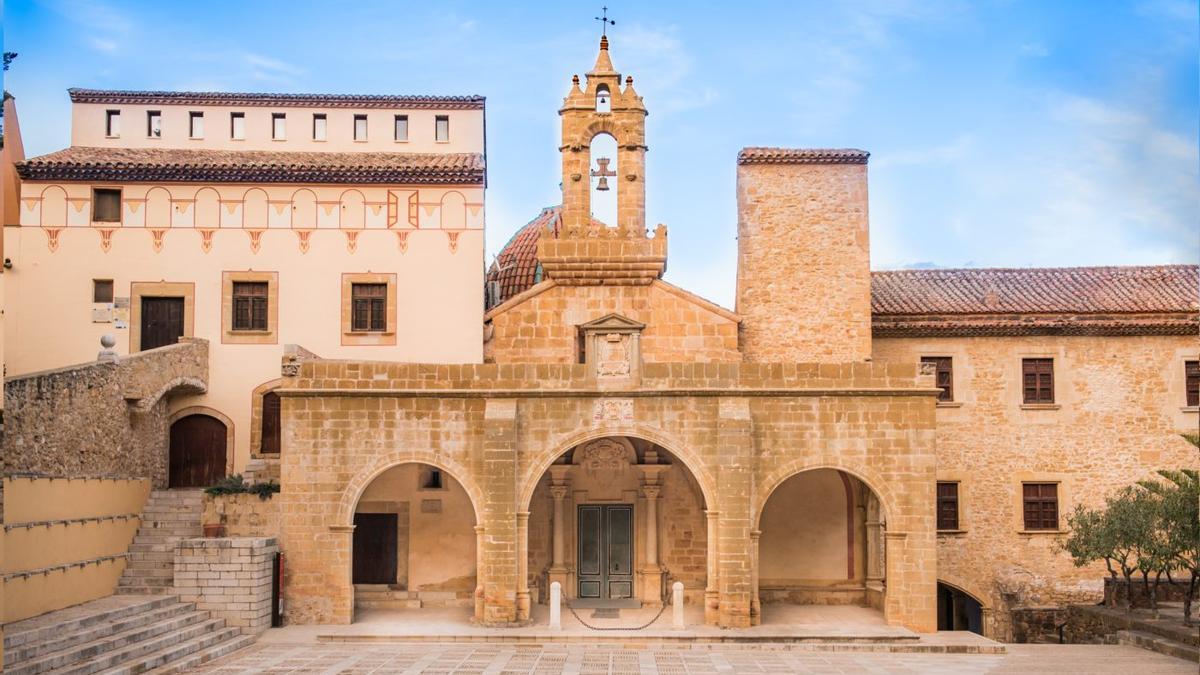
[1022,483,1058,530]
[921,356,953,402]
[261,391,281,455]
[936,481,959,530]
[1186,361,1199,407]
[351,283,387,332]
[92,188,122,223]
[1022,358,1054,404]
[232,281,269,331]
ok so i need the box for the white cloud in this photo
[241,52,304,83]
[45,0,132,53]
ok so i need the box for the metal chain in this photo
[564,602,669,631]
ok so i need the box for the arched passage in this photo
[523,435,709,611]
[348,461,480,620]
[755,468,889,626]
[937,581,985,635]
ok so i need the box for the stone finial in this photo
[98,334,119,363]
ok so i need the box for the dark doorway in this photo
[353,513,399,584]
[168,414,227,488]
[140,296,185,351]
[937,582,984,634]
[577,504,633,599]
[261,391,281,455]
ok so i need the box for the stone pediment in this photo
[578,313,645,333]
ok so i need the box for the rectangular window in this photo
[230,112,246,140]
[93,279,114,303]
[1022,358,1054,404]
[272,113,286,140]
[105,110,121,137]
[231,281,269,331]
[313,113,327,141]
[936,482,959,530]
[92,188,122,223]
[1187,361,1200,407]
[353,114,368,141]
[1022,483,1059,530]
[146,110,162,138]
[394,114,408,141]
[435,115,449,142]
[921,356,953,402]
[351,283,387,332]
[188,111,204,138]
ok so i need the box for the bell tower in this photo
[538,34,667,285]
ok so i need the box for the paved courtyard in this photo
[189,642,1197,674]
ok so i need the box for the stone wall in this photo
[202,493,280,538]
[173,537,277,634]
[3,339,208,487]
[735,157,872,363]
[874,334,1199,641]
[277,358,939,632]
[485,280,740,364]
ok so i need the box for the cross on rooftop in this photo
[595,6,615,36]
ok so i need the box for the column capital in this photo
[750,529,761,540]
[328,524,355,534]
[474,525,486,534]
[550,485,570,500]
[642,484,661,500]
[517,511,531,523]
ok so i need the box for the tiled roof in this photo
[486,206,561,308]
[17,146,485,185]
[67,88,485,110]
[737,148,870,165]
[871,265,1200,337]
[871,266,1199,315]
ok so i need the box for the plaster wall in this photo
[71,102,484,155]
[759,468,851,584]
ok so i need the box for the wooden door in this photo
[140,296,185,351]
[353,513,399,584]
[577,504,633,599]
[168,414,227,488]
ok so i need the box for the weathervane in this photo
[595,6,615,36]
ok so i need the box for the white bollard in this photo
[549,581,562,630]
[672,581,685,630]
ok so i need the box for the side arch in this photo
[337,450,485,528]
[518,424,717,512]
[754,458,900,530]
[937,574,992,610]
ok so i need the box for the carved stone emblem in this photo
[597,333,631,378]
[578,438,630,488]
[592,398,634,424]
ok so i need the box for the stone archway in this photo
[520,433,711,617]
[754,467,891,627]
[937,577,992,637]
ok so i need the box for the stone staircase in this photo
[1113,629,1200,663]
[118,489,204,595]
[354,584,474,609]
[2,594,255,675]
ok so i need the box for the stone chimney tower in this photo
[538,35,667,286]
[735,148,873,362]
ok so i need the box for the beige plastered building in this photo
[4,36,1198,642]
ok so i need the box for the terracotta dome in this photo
[486,206,611,309]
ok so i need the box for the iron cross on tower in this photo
[595,6,615,36]
[591,157,616,191]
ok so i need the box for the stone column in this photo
[637,483,664,605]
[547,483,571,594]
[328,525,355,624]
[749,529,762,626]
[473,525,486,621]
[516,511,531,621]
[704,509,720,625]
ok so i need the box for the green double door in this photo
[576,504,633,599]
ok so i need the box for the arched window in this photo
[596,85,611,114]
[261,391,281,454]
[589,133,618,227]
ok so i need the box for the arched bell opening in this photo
[588,132,618,227]
[525,436,708,610]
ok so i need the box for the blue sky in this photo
[4,0,1197,307]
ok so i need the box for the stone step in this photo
[4,597,177,654]
[92,629,252,675]
[6,602,195,666]
[1116,629,1200,663]
[45,618,228,675]
[8,611,213,675]
[138,633,257,675]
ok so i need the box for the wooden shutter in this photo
[936,482,959,530]
[1022,483,1058,530]
[921,357,953,402]
[352,283,387,332]
[1186,361,1199,408]
[232,282,269,331]
[1022,359,1054,404]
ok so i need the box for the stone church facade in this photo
[274,37,1198,640]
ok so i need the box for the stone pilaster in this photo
[480,398,518,624]
[749,529,762,626]
[716,397,753,628]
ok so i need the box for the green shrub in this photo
[204,474,280,500]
